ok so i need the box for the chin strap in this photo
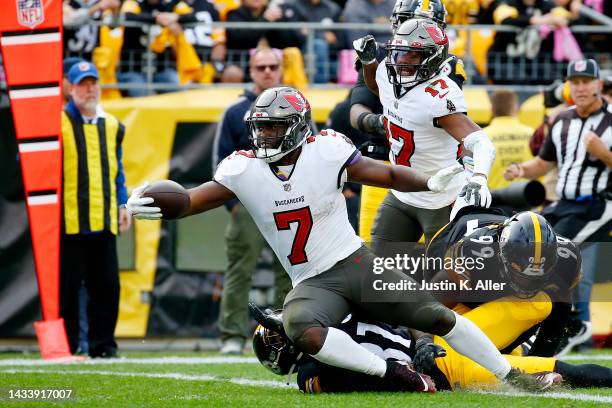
[286,352,303,385]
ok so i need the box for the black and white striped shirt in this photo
[539,101,612,200]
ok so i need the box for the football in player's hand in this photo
[142,180,190,219]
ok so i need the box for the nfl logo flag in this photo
[17,0,45,28]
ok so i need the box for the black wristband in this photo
[356,112,371,133]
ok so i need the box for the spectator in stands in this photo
[220,65,245,83]
[120,0,186,95]
[213,0,241,21]
[487,0,571,84]
[225,0,305,55]
[288,0,344,83]
[483,89,534,190]
[341,0,395,44]
[212,48,292,355]
[504,59,612,354]
[61,61,130,358]
[63,0,120,61]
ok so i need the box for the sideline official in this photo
[61,62,130,358]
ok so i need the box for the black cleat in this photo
[385,360,436,393]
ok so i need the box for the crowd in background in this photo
[57,0,612,95]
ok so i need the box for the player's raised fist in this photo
[353,35,378,65]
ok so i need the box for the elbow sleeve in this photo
[463,130,496,177]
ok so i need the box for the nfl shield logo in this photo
[283,184,291,192]
[17,0,44,28]
[575,60,587,72]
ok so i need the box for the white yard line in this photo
[0,356,258,366]
[0,368,296,389]
[2,368,611,403]
[473,390,612,403]
[559,354,612,361]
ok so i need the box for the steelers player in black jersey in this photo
[350,0,468,243]
[425,205,582,358]
[250,304,612,393]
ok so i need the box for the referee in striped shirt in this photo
[504,58,612,243]
[504,59,612,352]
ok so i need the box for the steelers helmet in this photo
[498,211,558,297]
[253,324,303,375]
[390,0,447,33]
[246,86,312,163]
[386,18,449,89]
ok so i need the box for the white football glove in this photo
[458,175,492,208]
[352,35,378,65]
[427,163,464,193]
[126,182,162,220]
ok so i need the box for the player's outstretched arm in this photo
[127,180,236,219]
[347,156,462,192]
[185,181,236,216]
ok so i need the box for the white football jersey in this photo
[376,61,468,208]
[214,130,364,286]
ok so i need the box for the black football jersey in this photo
[297,314,421,393]
[426,207,581,302]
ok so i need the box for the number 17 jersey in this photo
[376,63,468,209]
[214,131,364,286]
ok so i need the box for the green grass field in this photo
[1,351,611,407]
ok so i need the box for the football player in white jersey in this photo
[353,18,496,254]
[128,87,557,392]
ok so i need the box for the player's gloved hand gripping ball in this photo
[353,35,378,65]
[127,180,190,220]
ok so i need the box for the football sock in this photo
[442,313,511,379]
[312,327,387,378]
[555,361,612,387]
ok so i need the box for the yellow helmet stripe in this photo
[528,211,542,264]
[422,0,430,12]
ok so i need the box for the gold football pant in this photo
[435,292,555,389]
[359,184,388,244]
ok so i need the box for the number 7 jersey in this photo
[376,62,468,209]
[214,130,364,286]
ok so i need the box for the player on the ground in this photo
[353,18,496,253]
[426,205,582,358]
[251,306,612,393]
[128,87,557,393]
[351,0,468,243]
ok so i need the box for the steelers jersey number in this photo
[273,207,313,265]
[383,117,415,167]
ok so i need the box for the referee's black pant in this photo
[541,198,612,243]
[60,231,120,356]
